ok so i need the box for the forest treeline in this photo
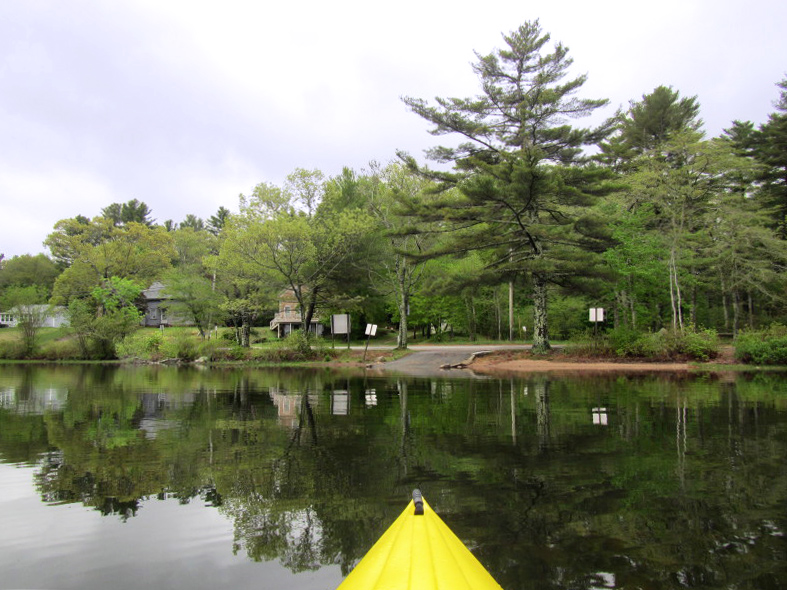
[2,21,787,359]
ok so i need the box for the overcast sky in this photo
[2,0,785,258]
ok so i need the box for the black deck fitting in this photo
[413,489,424,515]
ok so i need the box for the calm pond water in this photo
[1,365,786,590]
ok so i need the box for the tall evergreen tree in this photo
[207,206,231,236]
[179,214,205,231]
[601,86,706,330]
[621,85,703,151]
[101,199,154,227]
[399,20,613,352]
[755,76,787,237]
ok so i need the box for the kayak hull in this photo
[337,496,503,590]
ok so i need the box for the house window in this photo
[284,306,291,313]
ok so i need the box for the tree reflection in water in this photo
[1,365,786,589]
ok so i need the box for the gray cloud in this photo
[1,0,785,257]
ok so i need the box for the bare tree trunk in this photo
[509,280,515,341]
[721,276,730,331]
[669,248,684,331]
[690,285,697,327]
[397,287,409,349]
[465,292,477,342]
[747,292,754,329]
[732,290,740,337]
[495,286,502,340]
[531,273,550,353]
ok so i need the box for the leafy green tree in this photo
[67,277,144,358]
[364,163,434,348]
[626,132,709,330]
[600,198,667,330]
[221,171,373,346]
[285,168,325,216]
[163,227,222,338]
[209,237,275,347]
[0,254,60,297]
[602,86,708,331]
[400,20,613,352]
[162,272,222,339]
[705,136,787,333]
[45,218,174,304]
[1,285,49,356]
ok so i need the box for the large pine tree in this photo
[399,20,613,352]
[756,77,787,238]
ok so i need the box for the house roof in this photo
[142,281,168,300]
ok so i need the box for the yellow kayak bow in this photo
[337,490,503,590]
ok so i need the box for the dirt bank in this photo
[466,347,737,376]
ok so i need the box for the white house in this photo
[0,305,69,328]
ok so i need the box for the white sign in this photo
[331,314,350,335]
[589,308,605,322]
[365,324,378,336]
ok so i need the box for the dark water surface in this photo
[1,365,786,590]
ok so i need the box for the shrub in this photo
[605,327,661,358]
[736,324,787,365]
[567,326,718,361]
[197,340,247,361]
[36,338,82,361]
[117,331,164,360]
[663,328,719,361]
[0,339,26,360]
[161,331,200,361]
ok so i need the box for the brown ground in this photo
[466,346,737,376]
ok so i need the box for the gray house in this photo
[141,282,193,327]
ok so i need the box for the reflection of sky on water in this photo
[0,462,343,590]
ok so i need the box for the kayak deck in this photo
[337,491,503,590]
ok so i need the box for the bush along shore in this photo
[2,324,787,368]
[0,326,406,366]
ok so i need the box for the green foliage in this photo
[0,338,26,359]
[735,324,787,365]
[197,339,247,361]
[1,285,51,357]
[569,326,719,361]
[162,266,223,338]
[400,20,614,352]
[0,254,60,297]
[46,217,174,305]
[671,327,720,361]
[101,199,154,226]
[65,277,144,359]
[160,330,200,361]
[547,296,589,340]
[116,331,164,360]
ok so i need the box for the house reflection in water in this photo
[139,392,197,439]
[331,390,349,416]
[0,386,67,414]
[268,388,320,428]
[592,407,608,426]
[365,389,377,407]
